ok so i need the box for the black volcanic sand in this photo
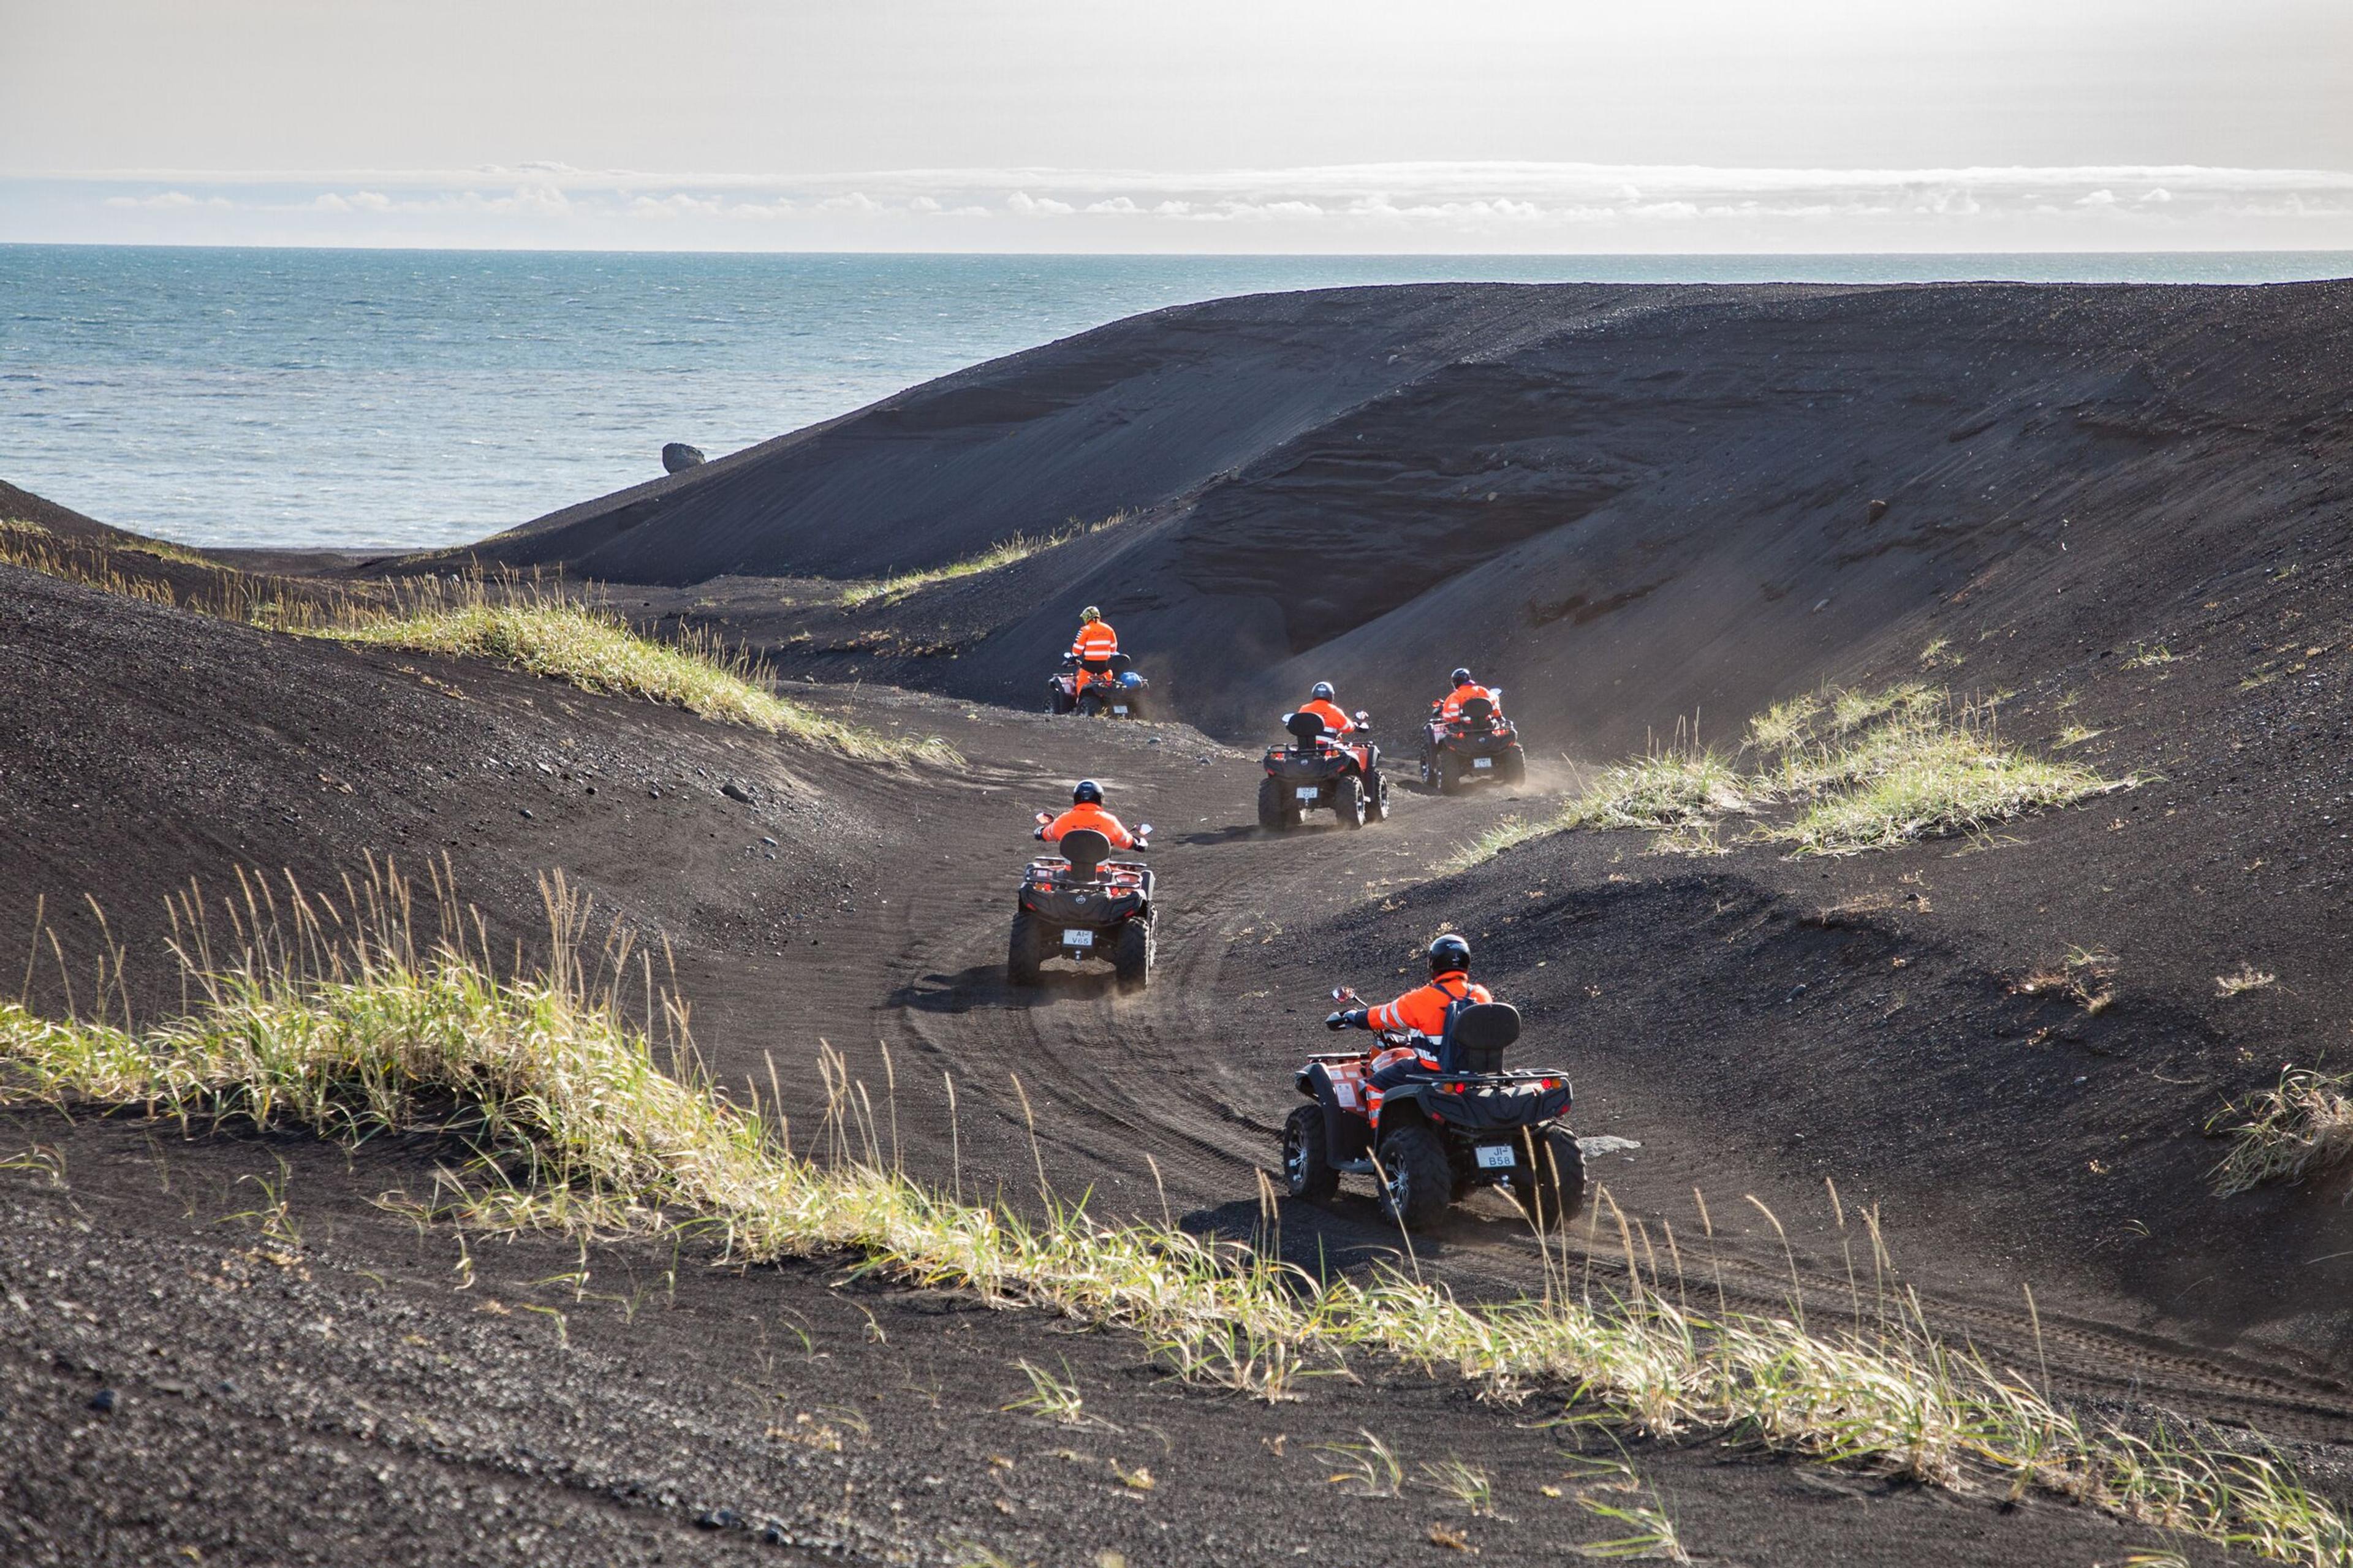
[6,277,2353,1562]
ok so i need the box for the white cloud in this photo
[27,160,2353,251]
[1006,191,1075,216]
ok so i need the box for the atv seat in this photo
[1057,828,1112,884]
[1286,710,1330,748]
[1458,696,1495,727]
[1439,1001,1520,1075]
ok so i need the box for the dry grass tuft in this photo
[2210,1068,2353,1197]
[2215,964,2278,999]
[1559,742,1751,834]
[3,867,2349,1566]
[1745,694,1825,754]
[837,511,1130,608]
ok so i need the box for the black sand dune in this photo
[461,281,2353,748]
[7,272,2353,1563]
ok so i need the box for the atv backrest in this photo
[1459,696,1495,726]
[1058,828,1111,882]
[1441,1001,1520,1075]
[1285,710,1328,746]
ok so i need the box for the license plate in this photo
[1475,1145,1517,1170]
[1473,757,1494,770]
[1295,787,1320,800]
[1064,929,1094,948]
[1112,705,1129,715]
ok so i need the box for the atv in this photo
[1048,655,1150,719]
[1422,693,1525,792]
[1279,987,1584,1232]
[1008,824,1155,990]
[1258,709,1391,831]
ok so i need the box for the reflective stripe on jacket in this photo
[1297,698,1354,737]
[1439,683,1498,720]
[1041,803,1136,849]
[1365,971,1490,1039]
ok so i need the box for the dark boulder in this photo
[662,442,707,474]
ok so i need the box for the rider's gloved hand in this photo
[1325,1009,1367,1031]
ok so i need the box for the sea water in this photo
[3,246,2347,552]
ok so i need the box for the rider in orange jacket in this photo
[1326,934,1491,1116]
[1438,668,1499,722]
[1069,607,1120,665]
[1295,681,1356,740]
[1036,779,1139,849]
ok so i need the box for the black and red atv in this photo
[1280,987,1584,1231]
[1009,824,1154,990]
[1047,655,1151,719]
[1422,694,1525,792]
[1258,709,1391,831]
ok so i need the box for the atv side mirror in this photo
[1034,811,1052,825]
[1330,985,1360,1005]
[1135,823,1153,839]
[1354,710,1370,727]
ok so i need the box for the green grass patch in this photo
[2,869,2347,1566]
[1765,728,2122,856]
[323,597,953,764]
[1450,685,2135,871]
[0,532,952,765]
[836,511,1130,608]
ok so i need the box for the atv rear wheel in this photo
[1436,752,1465,795]
[1075,689,1105,718]
[1007,910,1044,987]
[1506,1127,1586,1230]
[1112,918,1152,990]
[1375,1123,1453,1232]
[1256,775,1298,831]
[1499,748,1527,785]
[1366,770,1391,822]
[1333,773,1366,829]
[1281,1105,1339,1203]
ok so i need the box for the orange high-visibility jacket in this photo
[1296,698,1355,737]
[1069,621,1120,661]
[1439,683,1499,721]
[1365,971,1490,1039]
[1040,802,1137,849]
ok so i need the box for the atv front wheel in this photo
[1007,910,1044,987]
[1506,1127,1587,1229]
[1281,1105,1339,1203]
[1375,1124,1453,1232]
[1112,919,1153,990]
[1333,773,1367,830]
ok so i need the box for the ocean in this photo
[4,246,2347,553]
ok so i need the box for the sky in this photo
[3,0,2349,252]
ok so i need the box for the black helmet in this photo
[1310,681,1335,701]
[1427,933,1471,976]
[1072,779,1103,805]
[1450,668,1473,687]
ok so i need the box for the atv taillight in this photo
[1443,1083,1466,1095]
[1539,1078,1559,1091]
